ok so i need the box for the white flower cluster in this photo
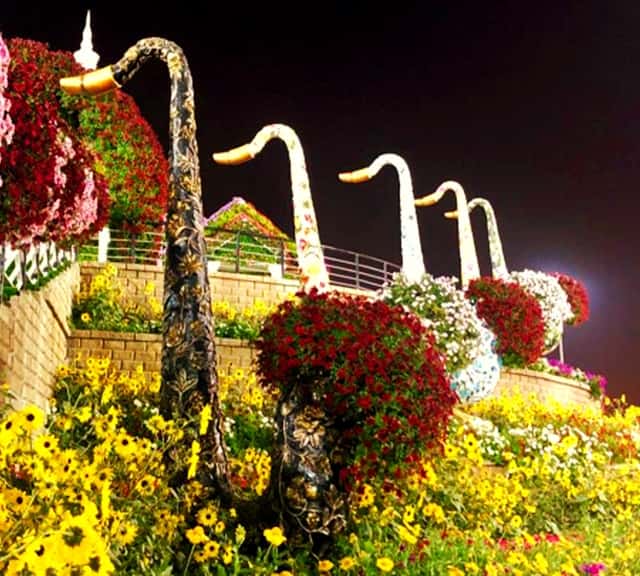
[505,423,607,474]
[472,419,612,473]
[509,269,573,353]
[381,273,486,374]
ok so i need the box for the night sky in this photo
[3,2,639,403]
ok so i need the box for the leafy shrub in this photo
[466,276,546,367]
[256,289,457,482]
[211,299,273,341]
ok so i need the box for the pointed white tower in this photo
[74,11,100,70]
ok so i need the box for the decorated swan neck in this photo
[339,153,425,283]
[415,180,480,288]
[467,198,508,279]
[61,37,231,500]
[214,123,329,291]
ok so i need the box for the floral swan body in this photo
[414,181,500,402]
[213,124,329,291]
[446,197,572,353]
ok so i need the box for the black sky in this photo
[2,2,639,403]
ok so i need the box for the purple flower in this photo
[580,562,606,575]
[547,357,574,375]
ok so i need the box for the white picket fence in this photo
[0,240,75,298]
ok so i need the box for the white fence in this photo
[1,241,75,299]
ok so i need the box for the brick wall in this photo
[496,368,597,407]
[67,330,257,379]
[79,262,370,311]
[0,264,80,411]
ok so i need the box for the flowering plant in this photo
[466,276,546,367]
[211,298,273,341]
[552,272,590,326]
[0,38,110,246]
[380,272,485,374]
[72,89,169,235]
[509,269,573,352]
[529,357,607,399]
[256,289,456,482]
[72,263,162,333]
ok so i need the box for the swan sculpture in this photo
[338,153,425,283]
[443,197,571,354]
[215,126,347,540]
[60,38,231,499]
[415,180,480,289]
[213,124,329,292]
[445,197,509,279]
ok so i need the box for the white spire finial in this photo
[74,10,100,70]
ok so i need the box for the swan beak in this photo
[444,210,459,219]
[212,144,254,165]
[338,168,371,183]
[59,66,119,95]
[414,193,438,207]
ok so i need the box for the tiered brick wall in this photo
[0,264,80,410]
[5,262,597,412]
[67,330,257,379]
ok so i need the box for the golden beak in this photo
[59,66,119,95]
[444,210,459,219]
[338,167,371,183]
[212,144,254,165]
[414,194,438,207]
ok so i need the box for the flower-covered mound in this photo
[381,273,486,374]
[257,288,457,482]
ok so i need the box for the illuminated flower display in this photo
[0,37,169,246]
[0,38,110,245]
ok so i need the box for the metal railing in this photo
[79,227,401,292]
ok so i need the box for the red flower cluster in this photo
[256,289,457,483]
[552,272,590,326]
[466,277,546,367]
[0,38,110,246]
[74,89,169,235]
